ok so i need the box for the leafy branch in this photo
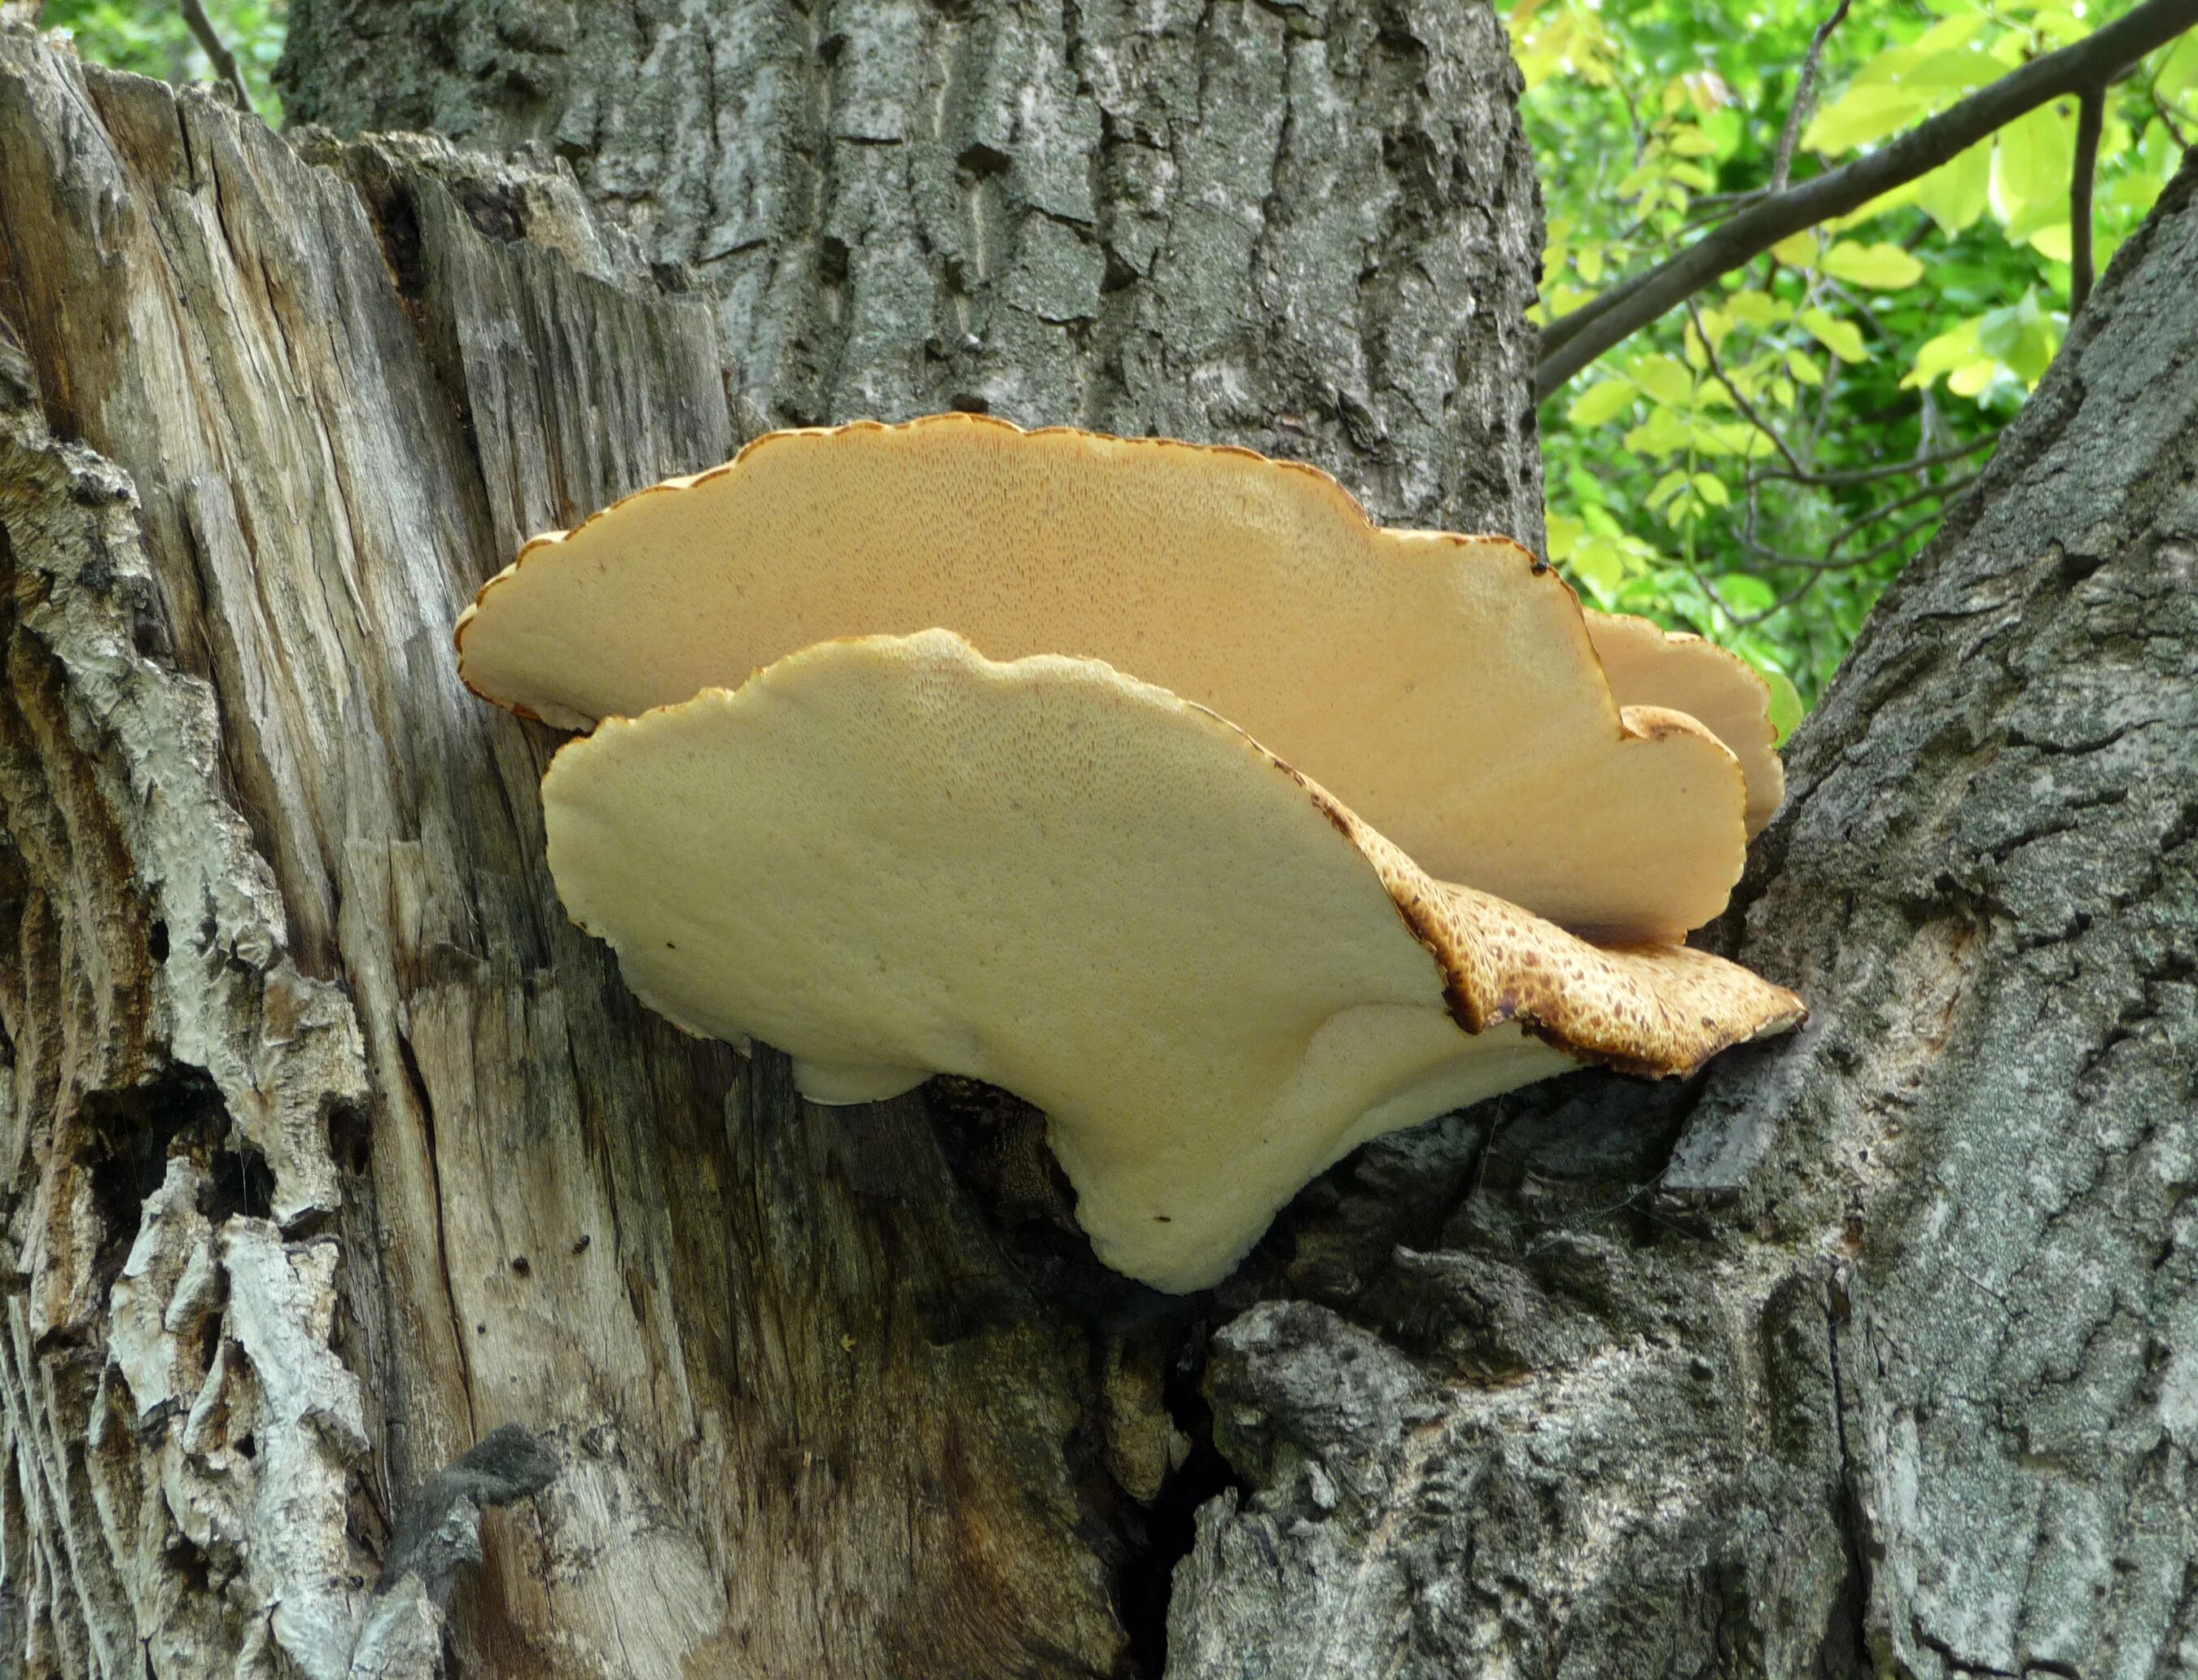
[1537,0,2198,398]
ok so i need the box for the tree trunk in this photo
[0,7,1550,1675]
[2,1,2194,1673]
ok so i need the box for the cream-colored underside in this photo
[472,418,1748,940]
[544,633,1578,1293]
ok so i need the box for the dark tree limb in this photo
[2071,79,2108,313]
[176,0,253,112]
[1536,0,2198,398]
[1771,0,1852,194]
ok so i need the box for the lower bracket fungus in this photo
[458,416,1804,1292]
[538,631,1802,1293]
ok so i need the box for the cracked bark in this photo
[0,3,2192,1678]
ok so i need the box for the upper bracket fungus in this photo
[458,416,1802,1292]
[459,414,1773,941]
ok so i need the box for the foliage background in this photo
[31,0,2198,719]
[41,0,282,118]
[1520,0,2196,718]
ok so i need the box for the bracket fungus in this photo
[459,416,1803,1293]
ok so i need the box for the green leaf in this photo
[1570,536,1630,597]
[2028,221,2073,263]
[1976,290,2061,385]
[1714,572,1778,612]
[1566,380,1637,427]
[2156,31,2198,101]
[1825,179,1925,233]
[1565,466,1608,508]
[1624,406,1694,457]
[1725,290,1785,328]
[1646,469,1689,510]
[1916,139,1991,235]
[1902,317,1982,391]
[1545,511,1584,563]
[1800,307,1868,363]
[1947,357,1999,399]
[1633,354,1696,405]
[1992,103,2074,228]
[1820,240,1925,290]
[1803,85,1919,155]
[1692,471,1731,508]
[1762,667,1805,744]
[1771,230,1821,268]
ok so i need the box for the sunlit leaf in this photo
[1647,468,1689,510]
[1762,667,1806,744]
[1772,229,1822,268]
[1546,510,1584,562]
[1634,354,1695,405]
[1976,290,2061,384]
[1624,406,1695,456]
[1821,240,1926,289]
[1800,308,1868,363]
[2028,221,2073,263]
[1714,572,1778,612]
[1692,472,1731,508]
[1570,536,1629,595]
[1948,358,1998,397]
[1916,140,1991,234]
[1726,291,1788,328]
[2160,32,2198,101]
[1992,103,2075,228]
[1566,379,1637,427]
[1826,179,1925,233]
[1804,85,1920,155]
[1902,317,1983,390]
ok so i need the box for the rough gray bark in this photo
[1166,151,2198,1679]
[6,2,2195,1677]
[276,0,1547,551]
[0,33,1118,1679]
[0,6,1548,1674]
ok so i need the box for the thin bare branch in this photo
[1745,432,1997,489]
[1684,297,1807,475]
[177,0,254,114]
[1736,496,1965,580]
[2071,80,2107,313]
[1536,0,2198,399]
[1772,0,1854,193]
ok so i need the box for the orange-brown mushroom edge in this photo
[540,629,1805,1292]
[458,413,1753,942]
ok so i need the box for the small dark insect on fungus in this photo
[457,416,1803,1293]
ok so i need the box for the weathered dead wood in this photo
[0,33,1126,1677]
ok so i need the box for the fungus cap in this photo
[462,415,1750,941]
[1586,610,1786,837]
[541,630,1804,1293]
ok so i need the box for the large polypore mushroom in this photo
[459,414,1780,940]
[459,416,1802,1291]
